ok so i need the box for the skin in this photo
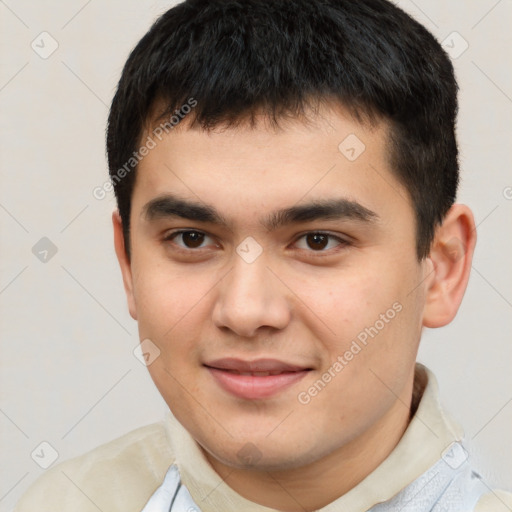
[113,103,476,511]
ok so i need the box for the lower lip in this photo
[207,367,309,400]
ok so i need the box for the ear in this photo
[422,204,477,328]
[112,210,137,320]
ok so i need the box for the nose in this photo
[212,255,292,338]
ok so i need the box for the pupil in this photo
[307,233,328,250]
[183,231,204,248]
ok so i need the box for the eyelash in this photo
[162,229,350,256]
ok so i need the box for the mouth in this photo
[212,369,295,376]
[204,358,312,400]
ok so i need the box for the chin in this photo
[199,432,328,472]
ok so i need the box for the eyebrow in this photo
[142,194,379,231]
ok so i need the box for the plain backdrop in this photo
[1,0,511,509]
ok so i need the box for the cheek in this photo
[131,269,212,407]
[132,260,212,339]
[305,262,422,372]
[300,269,389,344]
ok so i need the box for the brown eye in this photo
[165,230,214,250]
[181,231,205,248]
[306,233,329,250]
[294,232,348,254]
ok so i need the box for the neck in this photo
[204,374,417,511]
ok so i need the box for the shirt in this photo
[15,364,512,511]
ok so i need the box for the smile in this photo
[204,358,312,400]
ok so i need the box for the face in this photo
[117,104,432,472]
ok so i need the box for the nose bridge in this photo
[224,254,275,311]
[212,251,290,336]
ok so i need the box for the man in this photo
[15,0,511,510]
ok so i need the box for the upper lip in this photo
[204,358,310,373]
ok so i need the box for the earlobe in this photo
[422,204,477,328]
[112,210,138,320]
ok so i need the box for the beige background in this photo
[1,0,511,509]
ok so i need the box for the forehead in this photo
[132,103,413,228]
